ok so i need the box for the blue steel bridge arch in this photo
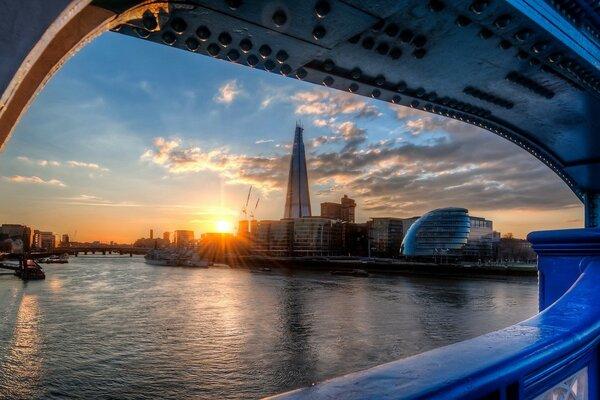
[1,1,599,399]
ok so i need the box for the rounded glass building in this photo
[401,207,470,256]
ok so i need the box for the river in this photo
[0,256,537,399]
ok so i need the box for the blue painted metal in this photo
[270,231,600,399]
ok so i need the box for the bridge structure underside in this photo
[0,0,599,399]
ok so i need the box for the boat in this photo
[144,248,209,268]
[38,254,68,264]
[330,269,369,277]
[15,259,46,280]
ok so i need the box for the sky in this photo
[0,32,583,243]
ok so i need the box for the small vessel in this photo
[330,269,369,277]
[144,248,209,268]
[38,254,68,264]
[15,259,46,280]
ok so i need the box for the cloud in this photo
[5,175,66,187]
[214,79,242,104]
[67,160,109,171]
[292,89,382,120]
[255,139,275,144]
[17,156,61,167]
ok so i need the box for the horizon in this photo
[0,31,583,242]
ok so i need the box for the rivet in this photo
[396,81,407,92]
[531,41,548,53]
[142,14,157,30]
[376,43,390,55]
[362,37,375,50]
[517,50,529,60]
[371,20,385,32]
[499,40,512,50]
[170,17,187,34]
[315,1,331,18]
[272,10,287,27]
[227,49,240,61]
[413,48,426,59]
[375,75,385,86]
[247,54,259,66]
[494,15,511,29]
[392,95,402,104]
[218,32,232,47]
[259,45,272,58]
[427,92,438,101]
[226,0,243,10]
[412,35,427,48]
[349,83,359,93]
[313,25,326,40]
[323,76,334,86]
[280,64,292,75]
[514,29,531,42]
[547,52,562,63]
[134,27,150,38]
[196,26,211,41]
[386,48,401,61]
[371,89,381,98]
[264,59,276,71]
[384,23,399,37]
[479,28,493,39]
[185,37,199,51]
[429,0,445,12]
[399,30,414,43]
[162,31,176,45]
[276,50,288,63]
[456,15,471,27]
[410,100,420,108]
[529,58,540,66]
[351,68,362,79]
[296,68,307,79]
[239,38,252,52]
[424,103,433,111]
[470,0,489,14]
[323,59,335,71]
[415,87,426,97]
[207,43,220,56]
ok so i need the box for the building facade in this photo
[293,217,342,257]
[174,230,194,247]
[320,202,342,220]
[320,195,357,223]
[284,123,312,219]
[368,218,405,257]
[342,222,369,256]
[0,224,32,253]
[33,230,56,250]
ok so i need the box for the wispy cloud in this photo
[214,79,243,104]
[4,175,66,187]
[17,156,61,167]
[292,89,382,119]
[67,160,109,171]
[255,139,275,144]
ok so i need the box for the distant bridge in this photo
[49,246,150,256]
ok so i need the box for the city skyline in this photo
[0,32,583,242]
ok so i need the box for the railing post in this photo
[528,228,600,311]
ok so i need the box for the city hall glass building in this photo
[401,208,471,257]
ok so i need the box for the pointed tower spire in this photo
[284,122,312,218]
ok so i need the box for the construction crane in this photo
[241,186,252,220]
[250,197,260,220]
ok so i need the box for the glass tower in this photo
[284,122,312,218]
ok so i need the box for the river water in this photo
[0,256,537,399]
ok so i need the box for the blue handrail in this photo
[269,263,600,399]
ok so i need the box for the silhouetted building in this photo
[284,123,312,218]
[342,222,369,256]
[0,224,32,253]
[238,220,250,237]
[340,195,356,223]
[33,230,55,250]
[174,230,194,247]
[321,202,342,220]
[60,234,70,247]
[150,229,154,239]
[163,232,170,243]
[253,220,294,256]
[497,236,537,261]
[368,218,405,257]
[293,217,342,257]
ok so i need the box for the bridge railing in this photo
[269,229,600,399]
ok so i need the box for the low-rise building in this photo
[33,230,55,251]
[174,230,194,247]
[368,217,405,257]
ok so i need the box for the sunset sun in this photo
[215,220,233,233]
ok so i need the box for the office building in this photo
[61,234,70,247]
[0,224,32,253]
[174,230,194,247]
[284,122,312,218]
[33,230,56,250]
[163,232,170,243]
[321,202,342,220]
[368,217,405,257]
[293,217,342,257]
[342,222,369,256]
[320,195,357,223]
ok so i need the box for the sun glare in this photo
[215,220,233,233]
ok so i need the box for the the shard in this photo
[284,122,312,218]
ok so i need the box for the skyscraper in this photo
[284,122,312,218]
